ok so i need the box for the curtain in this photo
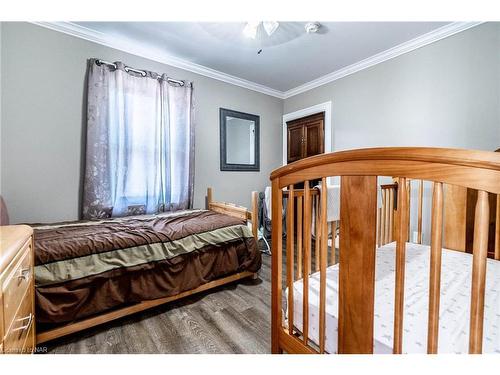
[82,59,194,220]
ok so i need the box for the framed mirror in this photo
[220,108,260,171]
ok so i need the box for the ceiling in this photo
[71,21,465,96]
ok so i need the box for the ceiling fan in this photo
[242,21,322,39]
[241,22,322,54]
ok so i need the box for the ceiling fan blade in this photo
[263,21,279,36]
[243,21,260,39]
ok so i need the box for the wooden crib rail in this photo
[270,147,500,355]
[393,177,408,353]
[427,182,444,353]
[271,147,500,194]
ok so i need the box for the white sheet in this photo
[315,184,340,222]
[287,242,500,353]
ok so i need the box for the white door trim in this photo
[282,101,332,166]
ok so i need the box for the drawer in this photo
[2,240,33,331]
[3,289,33,354]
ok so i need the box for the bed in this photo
[287,242,500,354]
[270,147,500,354]
[34,188,261,344]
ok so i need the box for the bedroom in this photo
[1,0,500,371]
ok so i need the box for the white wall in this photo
[284,22,500,153]
[284,22,500,244]
[0,22,283,223]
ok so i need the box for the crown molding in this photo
[30,21,286,99]
[31,21,483,101]
[283,21,484,99]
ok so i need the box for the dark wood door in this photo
[286,112,325,164]
[304,121,324,157]
[287,124,304,163]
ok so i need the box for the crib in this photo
[270,147,500,354]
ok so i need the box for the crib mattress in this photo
[288,242,500,353]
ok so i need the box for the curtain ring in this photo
[95,59,117,70]
[124,66,147,77]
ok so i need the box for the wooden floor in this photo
[42,253,273,354]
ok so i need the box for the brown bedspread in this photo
[33,210,260,324]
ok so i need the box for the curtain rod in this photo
[95,59,185,86]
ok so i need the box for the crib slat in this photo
[385,189,391,244]
[297,196,303,280]
[303,182,312,345]
[315,195,320,272]
[469,190,489,354]
[271,179,283,353]
[388,188,394,242]
[286,186,295,335]
[335,220,339,263]
[495,195,500,261]
[418,180,424,244]
[393,177,408,354]
[338,175,377,354]
[407,179,411,241]
[381,190,387,246]
[319,178,328,353]
[329,221,334,265]
[376,207,381,248]
[427,182,443,354]
[330,221,338,265]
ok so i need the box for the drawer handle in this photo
[18,267,30,281]
[12,313,33,333]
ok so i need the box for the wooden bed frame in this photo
[270,147,500,354]
[36,187,259,345]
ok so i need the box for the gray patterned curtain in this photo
[82,59,194,220]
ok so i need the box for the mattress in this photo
[33,209,261,324]
[288,242,500,353]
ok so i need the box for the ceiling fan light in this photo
[305,22,321,34]
[263,21,279,36]
[243,22,260,39]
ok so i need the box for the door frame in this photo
[282,101,332,166]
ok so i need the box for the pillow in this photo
[127,204,146,216]
[87,206,113,220]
